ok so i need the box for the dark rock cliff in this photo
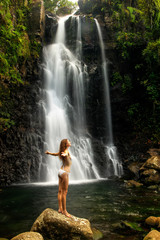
[0,0,45,186]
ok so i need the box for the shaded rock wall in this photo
[0,0,45,186]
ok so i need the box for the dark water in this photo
[0,179,160,240]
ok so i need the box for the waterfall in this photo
[41,15,100,182]
[95,19,123,177]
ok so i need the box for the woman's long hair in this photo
[58,139,68,160]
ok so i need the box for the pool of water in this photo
[0,179,160,239]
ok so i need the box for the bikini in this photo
[58,167,69,177]
[58,153,71,177]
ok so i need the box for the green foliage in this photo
[122,75,132,93]
[142,39,160,65]
[43,0,77,12]
[0,0,40,133]
[127,7,136,22]
[137,0,160,29]
[0,2,30,84]
[108,0,160,144]
[116,32,144,59]
[128,103,140,117]
[111,72,122,86]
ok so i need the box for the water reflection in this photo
[0,180,160,239]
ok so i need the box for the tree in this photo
[137,0,160,30]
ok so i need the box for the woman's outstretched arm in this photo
[45,151,59,156]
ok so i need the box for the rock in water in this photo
[31,208,94,240]
[145,216,160,228]
[143,230,160,240]
[125,180,143,188]
[10,232,44,240]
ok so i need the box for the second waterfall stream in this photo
[41,14,123,182]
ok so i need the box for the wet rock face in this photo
[31,208,94,240]
[140,155,160,185]
[0,69,43,186]
[0,0,44,186]
[44,12,58,44]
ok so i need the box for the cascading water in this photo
[41,15,100,182]
[95,19,123,177]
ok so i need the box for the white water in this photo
[42,15,100,181]
[95,19,123,177]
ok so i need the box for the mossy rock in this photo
[113,221,146,235]
[122,221,145,232]
[92,228,103,240]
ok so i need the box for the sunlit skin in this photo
[45,139,72,218]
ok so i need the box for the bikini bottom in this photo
[58,169,69,177]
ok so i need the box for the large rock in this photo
[125,180,143,188]
[31,208,93,240]
[139,155,160,185]
[145,216,160,228]
[143,230,160,240]
[141,156,160,171]
[11,232,44,240]
[147,149,160,157]
[44,12,58,44]
[140,169,160,185]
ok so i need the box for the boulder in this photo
[125,180,143,188]
[147,149,160,157]
[44,12,58,44]
[141,156,160,171]
[140,169,160,185]
[31,208,93,240]
[139,155,160,185]
[145,216,160,228]
[10,232,44,240]
[143,230,160,240]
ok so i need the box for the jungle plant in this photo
[0,0,39,132]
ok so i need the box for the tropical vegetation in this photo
[0,0,160,144]
[108,0,160,144]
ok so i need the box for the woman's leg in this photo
[58,177,63,213]
[61,173,71,217]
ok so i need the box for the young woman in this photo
[45,139,72,218]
